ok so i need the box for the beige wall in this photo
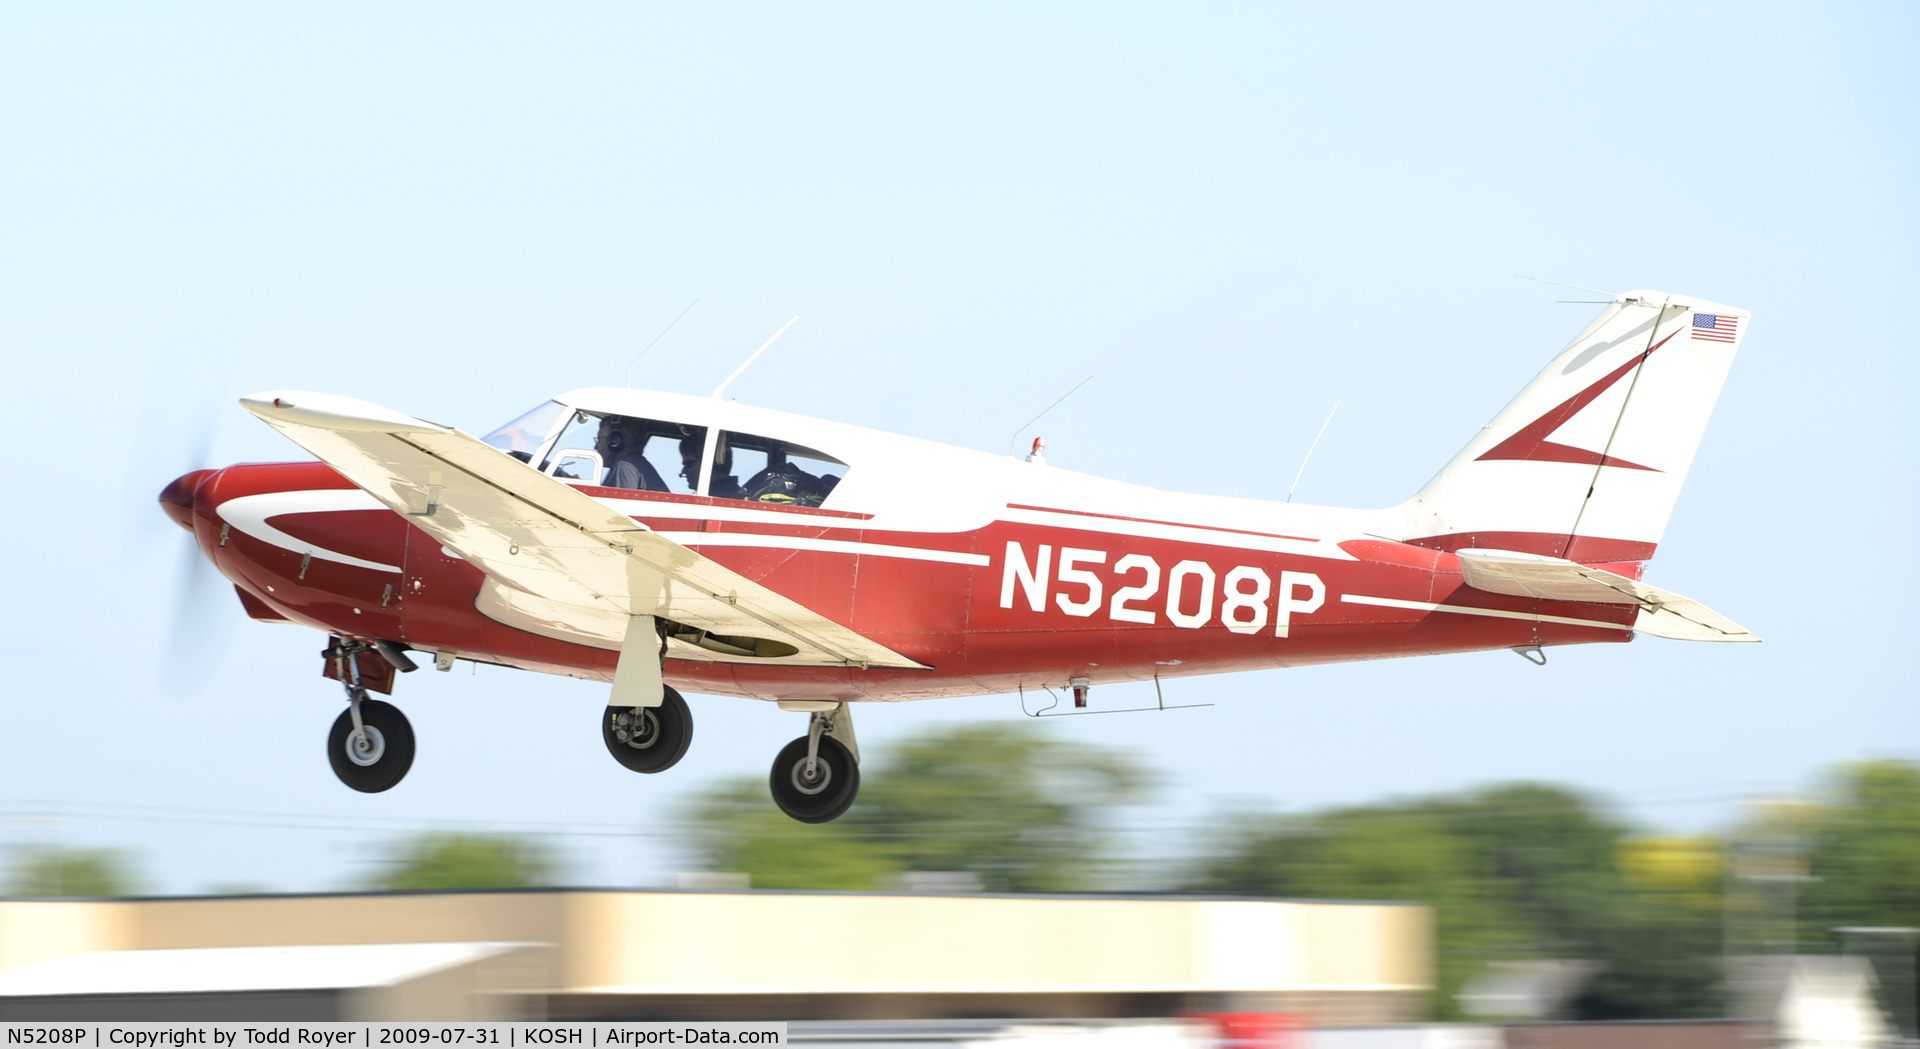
[345,945,554,1021]
[0,891,1430,998]
[1286,901,1432,992]
[128,893,569,954]
[0,902,128,973]
[569,893,1207,991]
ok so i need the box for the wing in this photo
[239,391,924,670]
[1455,549,1758,643]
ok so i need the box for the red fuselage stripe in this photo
[1006,503,1317,543]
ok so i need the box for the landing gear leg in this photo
[769,702,860,824]
[324,640,415,793]
[602,615,693,773]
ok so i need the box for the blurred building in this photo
[0,941,544,1020]
[1455,961,1600,1022]
[1732,956,1897,1049]
[0,889,1430,1022]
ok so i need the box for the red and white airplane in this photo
[159,290,1755,822]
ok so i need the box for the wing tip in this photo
[241,391,449,435]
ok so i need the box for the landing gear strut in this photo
[325,640,415,793]
[769,703,860,823]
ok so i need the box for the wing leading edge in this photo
[238,391,925,670]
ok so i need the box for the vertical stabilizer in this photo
[1398,291,1747,573]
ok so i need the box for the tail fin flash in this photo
[1400,291,1747,573]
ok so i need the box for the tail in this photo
[1398,290,1747,575]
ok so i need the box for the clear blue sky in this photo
[2,2,1913,893]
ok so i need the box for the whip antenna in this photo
[626,298,701,387]
[712,315,800,399]
[1287,399,1340,503]
[1517,274,1618,298]
[1008,374,1094,455]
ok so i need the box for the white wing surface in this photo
[1454,549,1758,643]
[240,391,923,669]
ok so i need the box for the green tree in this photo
[686,782,903,890]
[1191,797,1527,1020]
[1436,785,1722,1020]
[685,722,1149,892]
[1188,784,1726,1021]
[1790,760,1920,1037]
[1802,760,1920,934]
[5,846,141,897]
[368,833,559,891]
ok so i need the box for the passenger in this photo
[596,416,666,491]
[684,435,744,499]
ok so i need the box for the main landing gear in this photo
[769,702,860,824]
[602,685,694,773]
[325,639,417,793]
[599,614,694,775]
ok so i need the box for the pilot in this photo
[596,416,666,491]
[681,434,744,499]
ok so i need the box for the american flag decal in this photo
[1692,313,1738,344]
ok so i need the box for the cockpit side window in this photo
[709,431,846,508]
[481,401,568,464]
[539,410,707,494]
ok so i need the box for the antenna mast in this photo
[712,315,799,399]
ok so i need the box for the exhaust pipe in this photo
[372,639,419,673]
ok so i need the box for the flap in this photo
[1456,549,1758,643]
[240,391,924,669]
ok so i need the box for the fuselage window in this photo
[540,410,707,495]
[710,431,846,508]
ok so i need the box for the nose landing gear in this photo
[769,702,860,823]
[328,698,415,792]
[324,639,416,793]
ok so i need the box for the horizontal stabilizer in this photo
[1456,549,1758,643]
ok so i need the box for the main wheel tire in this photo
[768,734,860,824]
[602,685,693,773]
[327,699,416,793]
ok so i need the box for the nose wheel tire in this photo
[769,734,860,823]
[602,685,693,773]
[327,699,415,793]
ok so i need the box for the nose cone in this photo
[159,469,217,532]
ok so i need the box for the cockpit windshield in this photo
[482,400,847,505]
[481,401,567,463]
